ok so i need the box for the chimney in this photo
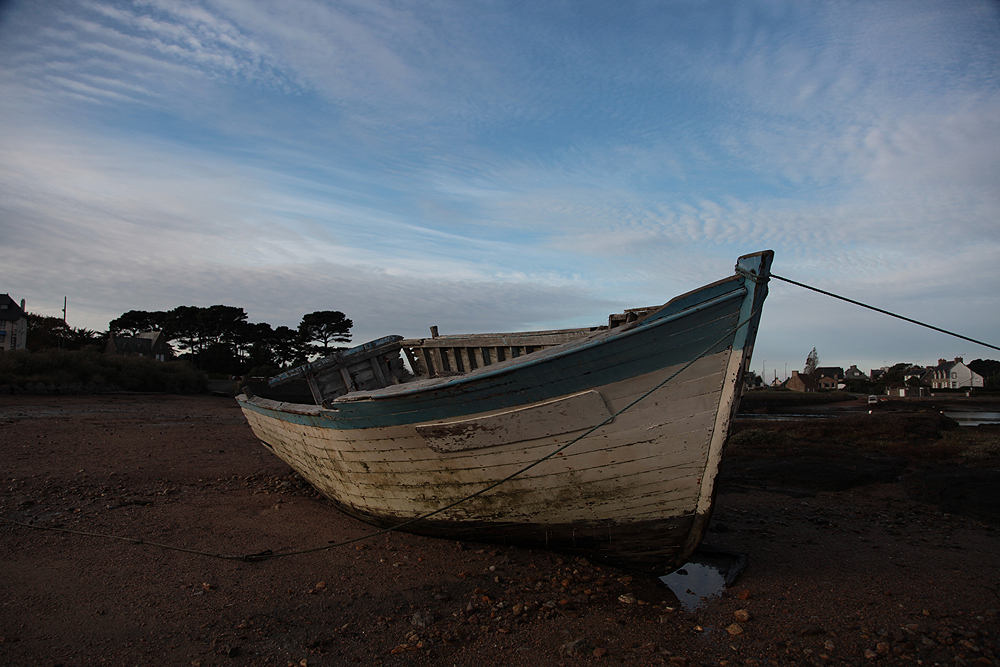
[938,359,947,366]
[20,299,25,311]
[955,357,963,363]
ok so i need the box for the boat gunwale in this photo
[325,281,748,404]
[238,281,748,420]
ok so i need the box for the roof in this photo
[932,358,965,372]
[0,294,26,322]
[108,335,153,355]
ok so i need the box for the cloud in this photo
[0,0,997,373]
[0,115,618,338]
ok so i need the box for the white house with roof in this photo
[926,357,983,389]
[0,294,28,351]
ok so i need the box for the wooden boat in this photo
[237,250,773,571]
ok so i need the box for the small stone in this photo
[593,647,608,658]
[560,639,595,657]
[618,593,636,605]
[411,610,434,629]
[727,623,744,636]
[863,648,877,659]
[875,642,890,656]
[737,589,751,600]
[734,609,751,622]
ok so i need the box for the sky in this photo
[1,0,998,380]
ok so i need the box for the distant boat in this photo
[237,250,773,571]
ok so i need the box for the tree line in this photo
[25,305,353,376]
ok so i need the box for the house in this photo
[870,367,889,383]
[786,370,817,392]
[105,331,171,361]
[926,357,984,389]
[815,366,843,390]
[844,365,867,381]
[0,294,28,352]
[816,374,839,390]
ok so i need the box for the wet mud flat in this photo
[1,394,999,667]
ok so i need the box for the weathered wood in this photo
[338,367,353,392]
[443,348,459,373]
[428,348,444,377]
[384,357,401,385]
[305,373,323,405]
[417,390,614,452]
[401,328,600,350]
[369,357,388,385]
[238,250,775,571]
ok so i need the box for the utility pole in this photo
[63,297,67,323]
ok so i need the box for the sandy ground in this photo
[1,394,998,667]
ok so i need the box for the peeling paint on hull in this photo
[237,251,773,571]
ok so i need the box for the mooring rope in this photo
[1,302,763,562]
[771,274,999,353]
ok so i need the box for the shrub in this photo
[0,349,207,394]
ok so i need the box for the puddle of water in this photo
[736,414,831,421]
[740,411,1000,426]
[658,547,746,611]
[944,411,1000,426]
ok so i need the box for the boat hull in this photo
[238,251,772,571]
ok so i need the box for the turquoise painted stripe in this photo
[241,280,751,431]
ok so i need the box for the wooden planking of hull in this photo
[237,250,773,571]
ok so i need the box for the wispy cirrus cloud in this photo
[0,0,997,372]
